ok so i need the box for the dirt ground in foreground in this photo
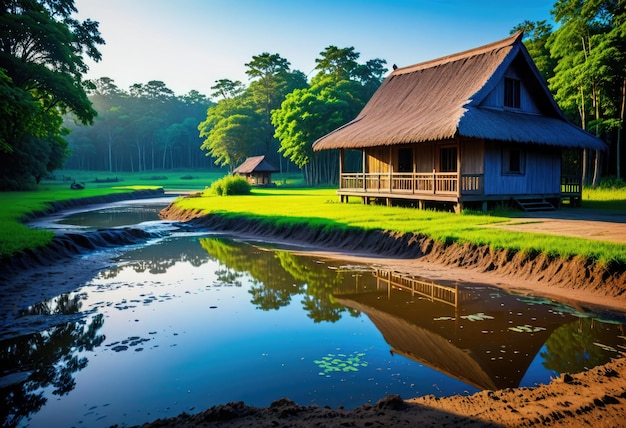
[486,207,626,244]
[139,357,626,428]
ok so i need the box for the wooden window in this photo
[397,148,413,172]
[502,147,525,174]
[504,77,520,109]
[439,146,457,172]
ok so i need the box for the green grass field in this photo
[174,187,626,265]
[1,170,625,266]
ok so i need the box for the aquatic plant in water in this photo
[508,325,547,333]
[460,312,494,321]
[314,352,368,377]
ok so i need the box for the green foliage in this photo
[272,76,369,185]
[66,78,213,172]
[0,0,104,189]
[209,175,251,196]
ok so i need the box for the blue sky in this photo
[74,0,555,98]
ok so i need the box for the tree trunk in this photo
[592,150,601,188]
[618,78,625,180]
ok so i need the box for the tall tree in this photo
[548,0,625,185]
[273,47,386,185]
[245,53,307,160]
[198,79,259,171]
[0,0,103,189]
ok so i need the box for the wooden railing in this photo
[340,172,483,196]
[561,175,582,195]
[374,269,465,307]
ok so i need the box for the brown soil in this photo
[135,201,626,428]
[139,359,626,427]
[158,203,626,312]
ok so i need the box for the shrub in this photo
[210,175,251,196]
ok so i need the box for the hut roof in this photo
[313,31,605,151]
[233,155,279,174]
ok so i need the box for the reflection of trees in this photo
[98,237,212,279]
[542,318,626,374]
[200,238,301,308]
[1,311,105,427]
[198,238,359,321]
[275,251,356,323]
[19,293,86,316]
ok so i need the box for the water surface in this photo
[2,201,625,427]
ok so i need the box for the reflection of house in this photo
[313,31,605,212]
[334,270,569,390]
[233,155,279,186]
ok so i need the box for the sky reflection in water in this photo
[2,231,626,427]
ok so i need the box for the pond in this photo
[2,198,626,427]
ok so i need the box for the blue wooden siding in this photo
[484,142,560,195]
[481,66,542,114]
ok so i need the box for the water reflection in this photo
[199,238,359,322]
[334,270,626,390]
[99,236,213,278]
[0,294,104,427]
[3,232,626,427]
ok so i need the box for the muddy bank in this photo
[0,189,165,277]
[159,202,626,303]
[139,357,626,427]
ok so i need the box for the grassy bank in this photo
[1,170,625,266]
[173,187,626,265]
[0,185,159,257]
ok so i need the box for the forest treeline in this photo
[64,47,386,185]
[0,0,625,190]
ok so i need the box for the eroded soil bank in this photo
[0,189,165,277]
[158,202,626,307]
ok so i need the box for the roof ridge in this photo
[393,30,523,74]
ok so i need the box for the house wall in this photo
[366,148,390,173]
[460,138,484,174]
[480,65,542,114]
[483,141,560,195]
[365,141,485,174]
[415,142,434,172]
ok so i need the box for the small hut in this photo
[313,31,606,212]
[233,155,279,186]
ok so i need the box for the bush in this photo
[210,175,251,196]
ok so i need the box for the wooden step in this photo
[514,198,556,212]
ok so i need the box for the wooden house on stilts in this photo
[312,31,606,212]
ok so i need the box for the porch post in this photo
[457,139,461,197]
[339,149,344,190]
[362,149,366,191]
[389,147,393,193]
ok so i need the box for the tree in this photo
[272,46,387,185]
[548,0,625,185]
[0,0,103,189]
[198,82,260,171]
[272,76,369,185]
[245,53,307,161]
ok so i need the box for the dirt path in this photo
[486,208,626,244]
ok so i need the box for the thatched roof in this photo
[233,155,278,174]
[313,31,605,151]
